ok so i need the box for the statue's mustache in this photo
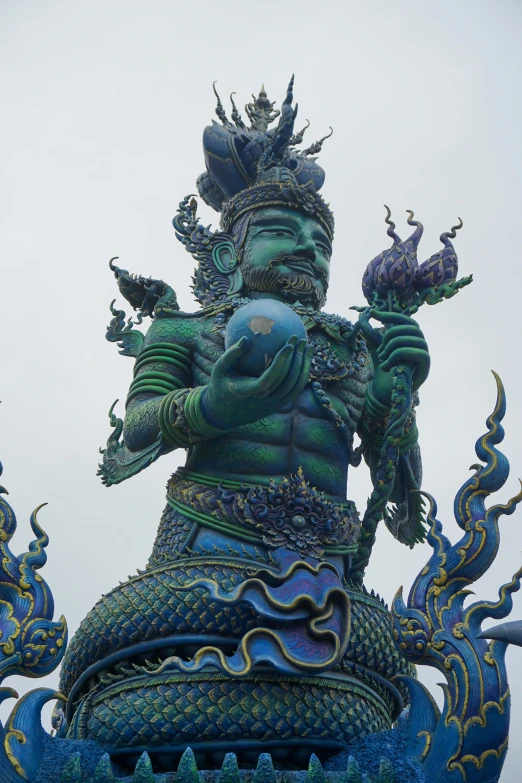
[269,253,328,285]
[240,249,328,309]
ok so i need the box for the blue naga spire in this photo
[0,460,67,783]
[391,373,522,783]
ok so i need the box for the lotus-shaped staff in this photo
[362,207,422,302]
[362,206,468,312]
[351,208,473,583]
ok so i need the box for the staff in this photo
[350,208,471,584]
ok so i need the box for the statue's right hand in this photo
[200,335,313,430]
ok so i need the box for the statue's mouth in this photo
[243,254,328,308]
[282,258,316,277]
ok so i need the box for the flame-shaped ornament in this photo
[416,218,462,290]
[0,460,67,782]
[362,207,421,302]
[361,208,470,313]
[391,374,522,783]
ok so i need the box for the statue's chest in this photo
[303,333,372,438]
[191,323,226,384]
[191,320,370,400]
[308,333,368,385]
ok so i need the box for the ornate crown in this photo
[169,78,335,309]
[197,76,335,239]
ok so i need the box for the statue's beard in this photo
[241,252,327,310]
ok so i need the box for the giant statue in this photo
[1,78,521,783]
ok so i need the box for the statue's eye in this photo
[257,227,294,239]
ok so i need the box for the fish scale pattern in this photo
[148,504,194,567]
[343,591,415,681]
[59,561,260,696]
[60,563,414,701]
[83,675,390,748]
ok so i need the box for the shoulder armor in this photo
[109,257,179,318]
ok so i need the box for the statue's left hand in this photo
[369,310,430,406]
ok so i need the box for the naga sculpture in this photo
[2,77,521,783]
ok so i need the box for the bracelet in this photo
[364,385,389,423]
[158,389,191,449]
[361,381,419,453]
[184,386,228,439]
[398,420,419,452]
[134,343,192,376]
[127,372,185,406]
[158,390,191,448]
[359,417,419,454]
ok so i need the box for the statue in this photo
[0,77,520,783]
[103,78,432,568]
[58,77,474,768]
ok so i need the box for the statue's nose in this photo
[294,232,316,261]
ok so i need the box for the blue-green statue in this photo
[1,77,521,783]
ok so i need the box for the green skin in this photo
[123,207,430,501]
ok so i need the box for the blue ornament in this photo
[225,299,307,376]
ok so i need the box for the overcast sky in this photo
[2,2,522,780]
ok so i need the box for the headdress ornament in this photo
[172,78,334,308]
[197,76,335,239]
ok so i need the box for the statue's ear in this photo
[212,240,237,273]
[212,240,244,296]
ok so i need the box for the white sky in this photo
[1,1,522,780]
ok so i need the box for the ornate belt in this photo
[167,467,360,560]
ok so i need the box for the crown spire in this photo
[245,84,280,131]
[257,76,298,173]
[229,92,246,129]
[196,77,333,237]
[213,81,230,126]
[289,118,310,147]
[302,126,333,157]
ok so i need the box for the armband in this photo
[127,342,192,406]
[364,385,389,423]
[158,389,192,448]
[184,386,228,439]
[158,386,227,447]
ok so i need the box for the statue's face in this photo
[239,207,332,309]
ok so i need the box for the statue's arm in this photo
[350,312,429,545]
[122,316,197,454]
[124,314,315,447]
[358,410,422,503]
[356,371,425,546]
[98,316,200,486]
[99,314,313,487]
